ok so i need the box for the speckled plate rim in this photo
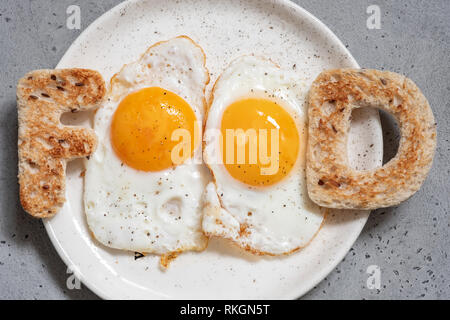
[43,0,381,300]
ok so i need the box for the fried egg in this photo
[202,56,325,255]
[84,36,210,264]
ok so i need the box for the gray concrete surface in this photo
[0,0,448,300]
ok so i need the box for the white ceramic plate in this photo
[45,0,383,299]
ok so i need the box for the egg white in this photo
[84,37,210,256]
[203,56,325,255]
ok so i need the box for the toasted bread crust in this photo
[17,69,105,218]
[307,69,436,210]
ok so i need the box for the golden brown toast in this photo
[307,69,436,210]
[17,69,105,218]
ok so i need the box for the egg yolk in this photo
[221,98,299,187]
[111,87,197,172]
